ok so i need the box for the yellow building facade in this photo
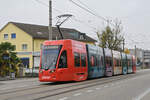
[0,23,44,69]
[0,22,96,71]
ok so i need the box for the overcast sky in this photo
[0,0,150,49]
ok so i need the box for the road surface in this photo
[0,69,150,100]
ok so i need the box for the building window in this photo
[80,35,84,40]
[4,34,8,39]
[80,34,85,40]
[11,33,16,39]
[20,58,29,68]
[22,44,27,50]
[69,32,79,39]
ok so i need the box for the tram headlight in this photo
[39,70,43,73]
[49,69,55,73]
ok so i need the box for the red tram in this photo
[39,39,136,82]
[39,40,88,82]
[132,56,136,73]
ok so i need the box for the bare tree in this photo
[97,19,124,51]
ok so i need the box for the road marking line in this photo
[73,93,82,96]
[135,88,150,100]
[96,88,101,90]
[58,97,68,100]
[86,90,93,93]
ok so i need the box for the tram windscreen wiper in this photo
[41,45,61,70]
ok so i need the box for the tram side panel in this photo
[127,55,133,73]
[86,44,105,79]
[121,53,128,75]
[104,49,113,77]
[71,40,88,81]
[113,51,122,75]
[57,40,74,81]
[132,56,136,73]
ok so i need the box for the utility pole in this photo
[135,45,137,64]
[123,39,125,52]
[49,0,52,40]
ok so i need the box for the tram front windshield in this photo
[41,45,61,70]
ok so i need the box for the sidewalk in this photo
[0,76,15,81]
[0,77,39,91]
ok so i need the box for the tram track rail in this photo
[0,74,133,96]
[0,74,125,95]
[33,74,135,100]
[2,73,137,100]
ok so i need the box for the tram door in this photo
[132,56,136,73]
[57,50,70,81]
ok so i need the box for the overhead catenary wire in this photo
[76,0,100,17]
[34,0,149,50]
[34,0,62,13]
[76,0,95,12]
[69,0,115,26]
[69,0,107,21]
[34,0,117,37]
[34,0,98,38]
[34,0,108,31]
[35,0,99,34]
[72,17,97,30]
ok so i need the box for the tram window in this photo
[118,60,120,66]
[105,57,109,66]
[133,61,136,66]
[101,56,104,66]
[105,58,107,64]
[90,55,97,67]
[97,55,100,66]
[117,60,119,66]
[81,54,86,67]
[130,60,132,66]
[109,58,112,66]
[124,60,127,66]
[74,52,80,67]
[122,60,124,66]
[97,55,101,66]
[58,50,67,68]
[120,60,122,66]
[119,60,121,66]
[114,60,116,66]
[90,56,94,67]
[128,60,130,66]
[94,55,98,66]
[114,59,117,66]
